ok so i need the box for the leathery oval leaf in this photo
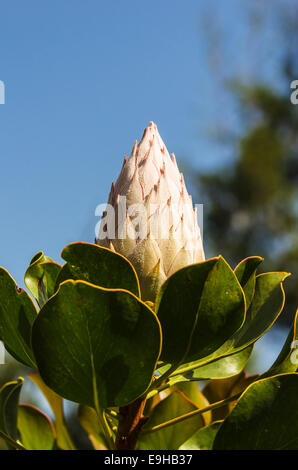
[17,404,55,450]
[28,373,75,450]
[176,270,290,369]
[180,421,222,450]
[60,242,140,297]
[166,345,253,386]
[0,378,23,443]
[231,271,290,351]
[0,268,37,368]
[156,256,246,364]
[213,373,298,450]
[32,281,161,408]
[138,383,209,450]
[262,309,298,377]
[234,256,263,308]
[25,251,61,308]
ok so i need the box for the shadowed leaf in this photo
[0,268,37,368]
[25,251,61,308]
[59,242,140,297]
[32,281,161,408]
[78,405,108,450]
[0,378,23,448]
[234,256,263,308]
[18,404,55,450]
[156,257,246,365]
[28,373,75,450]
[213,373,298,450]
[180,421,222,450]
[262,309,298,377]
[165,345,253,386]
[139,383,209,450]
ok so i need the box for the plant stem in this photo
[0,430,26,450]
[146,382,172,399]
[96,407,116,450]
[141,391,242,435]
[146,363,179,395]
[115,396,148,450]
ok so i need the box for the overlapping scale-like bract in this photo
[96,122,205,301]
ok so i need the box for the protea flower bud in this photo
[96,121,205,301]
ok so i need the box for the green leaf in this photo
[0,430,25,450]
[190,345,253,380]
[17,404,55,450]
[139,383,209,450]
[157,268,289,387]
[0,378,23,448]
[226,372,259,413]
[179,421,222,450]
[0,268,37,368]
[32,280,161,408]
[25,251,61,308]
[202,372,248,421]
[234,256,263,308]
[202,370,258,422]
[263,309,298,377]
[28,373,75,450]
[166,346,253,386]
[189,271,290,368]
[156,256,246,364]
[59,242,140,297]
[230,271,290,351]
[78,405,108,450]
[54,263,76,290]
[213,373,298,450]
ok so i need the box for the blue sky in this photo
[0,0,285,285]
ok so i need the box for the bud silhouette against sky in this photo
[96,122,204,301]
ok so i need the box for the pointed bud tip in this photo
[149,121,157,128]
[131,140,138,156]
